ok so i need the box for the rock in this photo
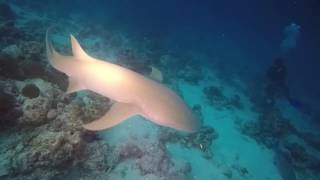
[20,96,51,125]
[11,129,84,176]
[118,143,143,161]
[52,101,83,132]
[46,109,57,120]
[284,142,309,167]
[0,84,21,129]
[81,92,110,122]
[160,126,218,159]
[273,145,297,180]
[0,22,23,46]
[21,83,40,98]
[0,155,10,177]
[19,41,44,61]
[0,89,16,113]
[203,86,228,108]
[136,143,171,176]
[80,131,101,143]
[20,61,48,79]
[114,141,191,178]
[1,44,22,59]
[0,58,24,80]
[78,141,111,172]
[240,108,294,148]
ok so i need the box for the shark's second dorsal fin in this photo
[70,34,92,61]
[150,66,163,82]
[83,102,141,131]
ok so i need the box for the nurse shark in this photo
[46,30,200,132]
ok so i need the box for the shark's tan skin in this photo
[46,30,200,132]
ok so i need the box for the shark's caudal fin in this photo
[83,102,142,131]
[45,28,71,72]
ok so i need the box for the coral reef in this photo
[80,92,111,122]
[20,96,51,125]
[1,44,22,59]
[115,142,192,179]
[73,141,113,178]
[0,78,112,180]
[10,129,83,176]
[203,86,243,110]
[0,47,68,89]
[136,143,171,176]
[271,141,320,179]
[19,41,44,61]
[240,104,320,178]
[240,108,294,147]
[0,22,24,47]
[283,142,320,172]
[118,143,143,161]
[160,126,219,159]
[203,86,226,107]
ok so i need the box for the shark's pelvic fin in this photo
[150,66,163,82]
[66,77,85,94]
[70,34,92,61]
[83,102,141,131]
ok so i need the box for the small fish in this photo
[199,144,203,149]
[46,29,200,132]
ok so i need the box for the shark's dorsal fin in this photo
[70,34,92,61]
[83,102,141,131]
[150,66,163,82]
[66,77,86,94]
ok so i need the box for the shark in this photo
[46,30,200,132]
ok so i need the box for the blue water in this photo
[1,0,320,179]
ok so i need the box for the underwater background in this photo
[0,0,320,179]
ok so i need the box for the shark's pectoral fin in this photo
[66,77,85,94]
[83,102,141,131]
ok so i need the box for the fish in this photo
[45,29,200,132]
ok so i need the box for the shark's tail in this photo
[45,28,70,72]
